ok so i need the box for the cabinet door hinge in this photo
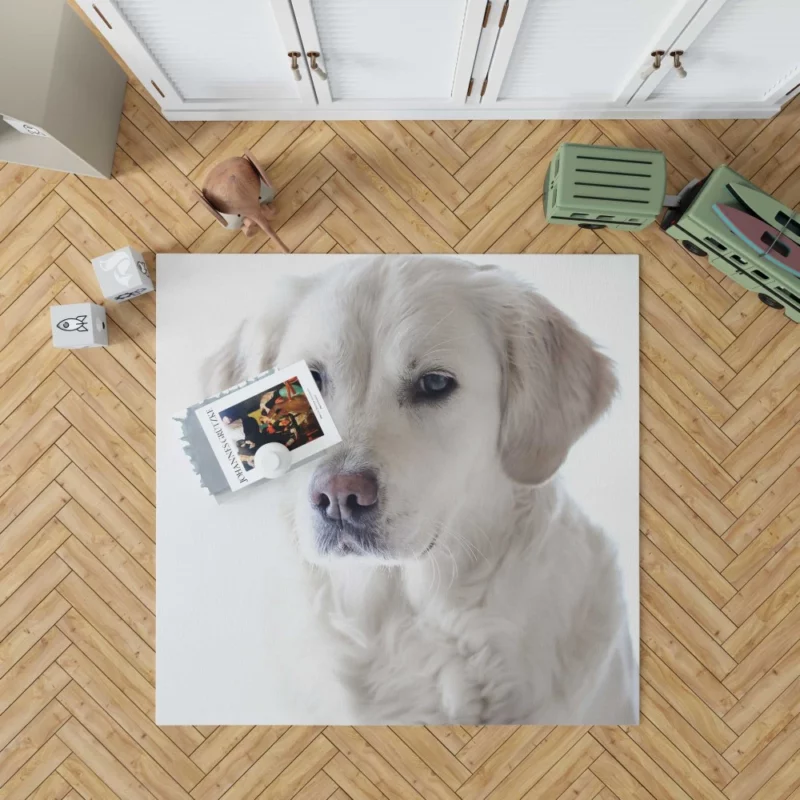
[482,0,492,27]
[480,77,488,97]
[499,0,509,27]
[467,77,474,97]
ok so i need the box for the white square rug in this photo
[156,254,639,725]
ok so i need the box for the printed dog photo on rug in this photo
[177,254,638,725]
[218,377,324,470]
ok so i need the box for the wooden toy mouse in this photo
[195,149,289,253]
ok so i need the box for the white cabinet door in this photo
[632,0,800,110]
[290,0,486,108]
[76,0,316,113]
[480,0,707,111]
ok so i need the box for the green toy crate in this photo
[544,143,667,231]
[660,165,800,323]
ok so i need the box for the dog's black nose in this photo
[311,470,379,523]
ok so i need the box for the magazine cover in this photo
[188,360,341,493]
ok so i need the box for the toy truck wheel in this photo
[682,240,707,257]
[758,293,785,310]
[578,223,606,230]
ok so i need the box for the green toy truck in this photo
[543,143,667,231]
[660,165,800,323]
[544,142,800,322]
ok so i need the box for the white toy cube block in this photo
[92,246,154,302]
[50,303,107,349]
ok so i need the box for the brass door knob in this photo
[288,52,302,81]
[670,50,687,79]
[307,52,328,81]
[640,51,665,81]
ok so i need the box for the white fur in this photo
[203,256,637,724]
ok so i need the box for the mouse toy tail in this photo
[254,211,290,253]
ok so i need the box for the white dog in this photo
[203,256,637,724]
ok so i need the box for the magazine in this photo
[186,360,341,494]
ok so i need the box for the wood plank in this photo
[0,170,64,245]
[641,608,737,716]
[0,228,68,316]
[456,728,551,800]
[454,121,538,192]
[724,530,800,624]
[56,535,154,647]
[0,732,70,800]
[56,571,155,684]
[0,263,69,350]
[399,121,469,175]
[723,425,800,516]
[57,645,204,789]
[722,495,800,589]
[0,591,69,682]
[641,401,736,511]
[639,284,736,389]
[111,148,202,248]
[641,501,736,609]
[122,85,202,175]
[0,555,70,642]
[454,121,505,156]
[56,391,154,504]
[0,697,70,788]
[77,172,184,255]
[259,122,335,191]
[641,320,735,426]
[55,464,154,575]
[435,120,470,138]
[454,120,577,230]
[57,499,155,611]
[322,172,416,254]
[57,681,194,800]
[364,121,468,210]
[188,121,238,157]
[57,754,121,800]
[330,121,467,246]
[55,174,146,253]
[640,356,735,463]
[722,461,800,553]
[56,716,158,800]
[0,163,36,206]
[640,646,736,752]
[640,463,736,572]
[0,446,69,535]
[641,533,735,643]
[637,681,737,790]
[0,192,69,281]
[116,115,201,211]
[323,134,451,252]
[642,571,738,682]
[189,726,290,800]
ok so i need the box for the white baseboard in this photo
[163,104,780,121]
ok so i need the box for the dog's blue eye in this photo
[309,369,323,391]
[417,372,456,398]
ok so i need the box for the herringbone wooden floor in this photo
[3,64,800,799]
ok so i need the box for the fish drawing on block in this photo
[56,315,89,332]
[713,204,800,278]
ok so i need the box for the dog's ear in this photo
[482,272,617,485]
[199,278,311,395]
